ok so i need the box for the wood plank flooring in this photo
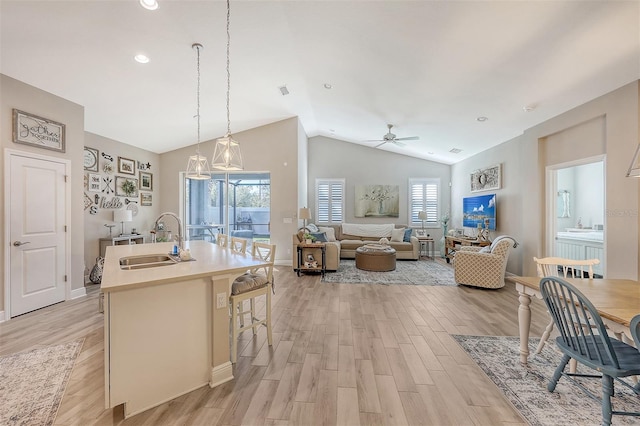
[0,260,551,425]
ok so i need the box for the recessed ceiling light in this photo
[134,54,150,64]
[323,83,332,89]
[476,116,488,122]
[139,0,159,10]
[523,104,536,112]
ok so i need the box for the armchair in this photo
[453,235,518,289]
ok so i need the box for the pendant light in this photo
[212,0,243,171]
[185,43,212,180]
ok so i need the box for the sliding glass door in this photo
[183,172,270,246]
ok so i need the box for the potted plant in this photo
[303,232,316,244]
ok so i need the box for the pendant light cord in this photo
[226,0,231,136]
[196,43,202,154]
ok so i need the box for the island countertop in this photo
[101,240,267,292]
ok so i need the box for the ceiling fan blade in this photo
[393,141,406,147]
[374,141,387,148]
[363,139,384,143]
[394,136,419,141]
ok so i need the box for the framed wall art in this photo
[88,173,101,192]
[354,184,399,217]
[84,146,99,171]
[470,164,501,193]
[139,171,153,190]
[140,192,152,206]
[115,176,139,197]
[12,109,66,153]
[118,156,136,175]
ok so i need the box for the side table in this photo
[296,243,326,277]
[417,237,434,259]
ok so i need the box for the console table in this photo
[99,235,145,258]
[444,236,490,263]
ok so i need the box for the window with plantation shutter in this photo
[408,178,440,227]
[316,178,345,224]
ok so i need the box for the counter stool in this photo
[217,233,228,248]
[230,236,247,253]
[229,242,275,363]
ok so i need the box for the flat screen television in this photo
[463,193,496,230]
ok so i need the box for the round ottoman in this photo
[355,245,397,271]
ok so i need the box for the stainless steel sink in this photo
[119,254,178,270]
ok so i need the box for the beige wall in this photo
[159,117,302,263]
[297,119,309,226]
[83,132,161,276]
[308,136,451,241]
[452,80,639,279]
[0,74,85,316]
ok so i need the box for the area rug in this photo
[0,338,84,426]
[453,335,640,426]
[322,259,456,285]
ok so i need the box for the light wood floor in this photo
[0,260,551,425]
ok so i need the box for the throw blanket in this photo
[491,235,520,249]
[342,223,394,238]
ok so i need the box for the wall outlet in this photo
[216,292,227,309]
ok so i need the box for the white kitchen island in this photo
[101,240,269,418]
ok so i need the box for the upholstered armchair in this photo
[453,236,518,289]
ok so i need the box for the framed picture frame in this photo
[416,229,427,237]
[84,146,99,172]
[139,171,153,191]
[12,109,66,153]
[88,173,101,192]
[115,176,139,197]
[118,156,136,175]
[140,192,152,206]
[470,164,501,193]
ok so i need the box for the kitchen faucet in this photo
[154,212,184,250]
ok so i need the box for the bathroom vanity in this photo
[555,228,604,276]
[101,240,269,418]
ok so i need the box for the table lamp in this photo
[114,209,133,236]
[299,207,311,230]
[418,211,427,232]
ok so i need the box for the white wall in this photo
[308,136,451,239]
[83,132,161,276]
[0,74,85,312]
[452,81,639,278]
[159,117,302,263]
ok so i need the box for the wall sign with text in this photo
[12,109,66,153]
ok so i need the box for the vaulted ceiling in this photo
[1,1,638,164]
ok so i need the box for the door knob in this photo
[13,241,30,247]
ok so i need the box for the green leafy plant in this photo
[303,232,316,242]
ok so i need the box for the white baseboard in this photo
[275,260,293,267]
[0,310,5,323]
[70,287,87,299]
[210,362,234,388]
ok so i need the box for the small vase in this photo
[306,239,312,244]
[439,224,448,258]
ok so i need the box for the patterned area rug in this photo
[454,335,640,426]
[0,339,84,426]
[322,259,456,285]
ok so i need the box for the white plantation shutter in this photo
[409,178,440,227]
[316,179,345,224]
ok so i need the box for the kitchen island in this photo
[101,241,270,418]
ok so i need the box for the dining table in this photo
[506,275,640,365]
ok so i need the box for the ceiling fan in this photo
[365,124,419,148]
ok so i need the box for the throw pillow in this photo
[310,232,328,242]
[306,223,319,233]
[318,226,337,242]
[403,228,413,242]
[479,246,492,253]
[390,228,404,242]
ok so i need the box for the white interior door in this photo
[8,152,67,317]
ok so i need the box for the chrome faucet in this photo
[154,212,184,250]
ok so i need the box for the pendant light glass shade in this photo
[186,43,212,180]
[212,0,243,171]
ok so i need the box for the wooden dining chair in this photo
[229,236,247,254]
[229,242,276,363]
[216,233,228,248]
[540,277,640,425]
